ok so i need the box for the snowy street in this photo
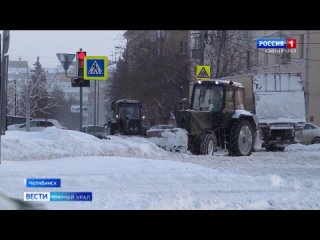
[1,128,320,209]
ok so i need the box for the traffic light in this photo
[76,51,86,77]
[73,51,90,87]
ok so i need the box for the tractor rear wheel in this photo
[229,120,254,156]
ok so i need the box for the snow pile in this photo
[269,175,285,187]
[1,156,320,209]
[285,143,320,152]
[2,127,320,209]
[2,128,172,161]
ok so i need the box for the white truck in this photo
[218,73,306,151]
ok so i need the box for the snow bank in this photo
[2,128,320,209]
[285,143,320,152]
[2,128,172,161]
[1,156,320,209]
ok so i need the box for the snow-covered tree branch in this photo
[17,57,58,131]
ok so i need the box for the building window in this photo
[275,53,280,64]
[180,41,188,54]
[157,30,164,39]
[184,41,188,54]
[244,31,250,45]
[192,36,200,50]
[281,51,291,64]
[246,51,251,71]
[299,34,304,59]
[191,36,201,59]
[264,52,268,66]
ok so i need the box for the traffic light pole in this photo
[94,80,97,131]
[78,48,86,132]
[0,34,2,165]
[80,86,83,132]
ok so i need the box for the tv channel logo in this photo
[257,38,296,49]
[24,192,92,201]
[24,192,50,201]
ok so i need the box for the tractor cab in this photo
[191,80,245,113]
[108,99,146,136]
[176,80,256,156]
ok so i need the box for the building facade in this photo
[189,30,320,125]
[125,30,188,63]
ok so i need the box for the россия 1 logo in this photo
[257,38,296,49]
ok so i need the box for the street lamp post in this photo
[14,79,17,115]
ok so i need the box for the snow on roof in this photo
[9,60,28,69]
[45,68,59,74]
[197,79,244,87]
[116,99,141,104]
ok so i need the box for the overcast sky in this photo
[7,30,126,69]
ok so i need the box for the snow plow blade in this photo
[146,128,188,153]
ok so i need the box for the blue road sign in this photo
[84,56,108,80]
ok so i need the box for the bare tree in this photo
[204,30,250,78]
[17,57,58,131]
[110,41,188,125]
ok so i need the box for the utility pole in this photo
[0,31,10,164]
[26,64,30,131]
[97,81,100,125]
[80,85,83,131]
[74,48,88,131]
[305,30,310,120]
[0,33,2,165]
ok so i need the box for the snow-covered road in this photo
[1,128,320,209]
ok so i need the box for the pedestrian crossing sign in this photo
[84,56,108,80]
[196,65,211,80]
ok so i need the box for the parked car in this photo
[146,125,176,137]
[82,125,109,139]
[7,123,24,131]
[6,115,31,127]
[8,119,66,131]
[296,122,320,144]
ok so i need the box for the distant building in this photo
[124,30,188,65]
[247,31,320,125]
[7,58,29,115]
[189,30,320,125]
